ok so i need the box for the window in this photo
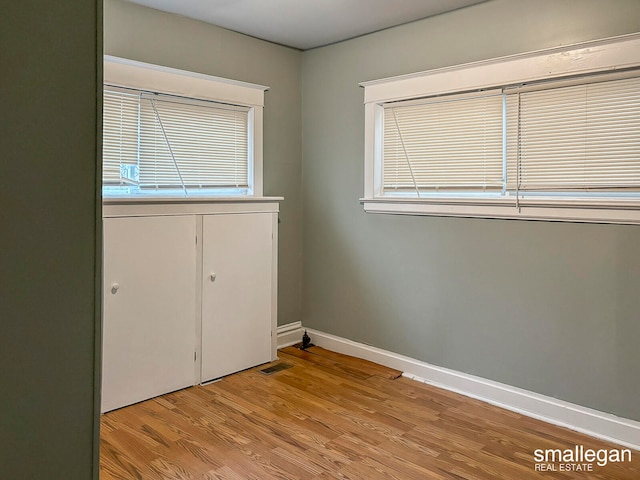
[103,56,268,198]
[362,34,640,224]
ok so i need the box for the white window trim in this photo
[103,56,268,197]
[361,33,640,224]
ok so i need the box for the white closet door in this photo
[201,213,272,382]
[102,215,196,412]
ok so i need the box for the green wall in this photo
[301,0,640,421]
[104,0,303,326]
[0,1,101,478]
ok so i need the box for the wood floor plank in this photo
[295,345,403,379]
[101,348,640,479]
[280,346,376,381]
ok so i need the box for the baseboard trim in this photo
[304,327,640,451]
[277,321,303,348]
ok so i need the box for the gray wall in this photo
[104,0,303,326]
[301,0,640,421]
[0,1,101,478]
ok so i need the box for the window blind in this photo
[382,92,504,194]
[138,95,249,190]
[506,74,640,192]
[102,87,250,194]
[103,89,139,185]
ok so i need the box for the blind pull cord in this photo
[150,99,189,196]
[392,108,421,198]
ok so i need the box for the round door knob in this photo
[210,273,217,282]
[111,283,120,294]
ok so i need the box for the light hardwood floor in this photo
[101,346,640,479]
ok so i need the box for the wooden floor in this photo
[101,346,640,479]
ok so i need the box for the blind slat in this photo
[506,76,640,192]
[383,93,504,192]
[102,87,250,191]
[103,90,139,185]
[382,73,640,195]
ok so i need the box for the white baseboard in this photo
[277,321,304,348]
[304,327,640,451]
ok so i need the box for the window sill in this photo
[102,196,283,218]
[361,197,640,225]
[103,195,283,205]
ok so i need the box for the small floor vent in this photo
[259,363,293,375]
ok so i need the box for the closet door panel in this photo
[201,213,272,382]
[102,215,196,412]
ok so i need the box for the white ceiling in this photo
[126,0,487,50]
